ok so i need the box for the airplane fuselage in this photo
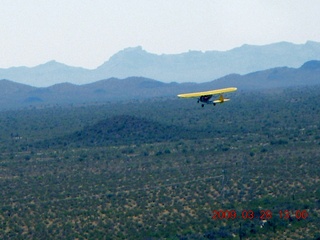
[199,95,212,103]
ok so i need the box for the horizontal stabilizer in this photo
[213,98,230,103]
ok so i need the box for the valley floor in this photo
[0,87,319,239]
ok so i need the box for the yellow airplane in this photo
[177,87,237,107]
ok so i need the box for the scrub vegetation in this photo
[0,86,319,239]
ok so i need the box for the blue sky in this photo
[1,0,320,69]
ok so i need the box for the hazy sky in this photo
[1,0,320,69]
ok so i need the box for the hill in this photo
[1,41,320,86]
[50,115,193,147]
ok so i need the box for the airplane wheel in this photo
[201,104,204,107]
[213,103,216,106]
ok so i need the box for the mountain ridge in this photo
[0,60,320,110]
[1,41,320,87]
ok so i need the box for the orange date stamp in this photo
[212,209,308,220]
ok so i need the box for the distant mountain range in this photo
[0,60,320,110]
[1,41,320,87]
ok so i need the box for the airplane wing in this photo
[177,87,237,98]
